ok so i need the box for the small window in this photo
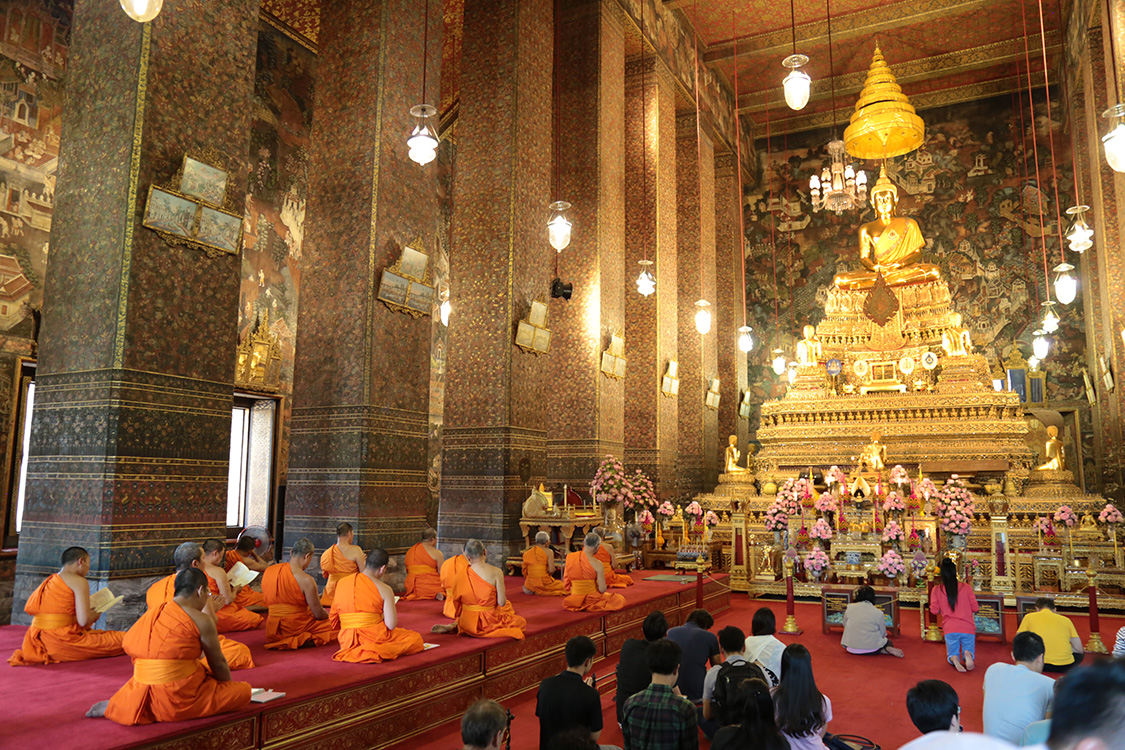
[225,396,277,530]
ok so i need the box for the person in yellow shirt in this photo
[1017,597,1084,673]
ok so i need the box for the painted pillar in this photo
[714,152,750,460]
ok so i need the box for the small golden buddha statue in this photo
[941,313,973,357]
[724,435,748,475]
[833,167,941,291]
[858,430,887,473]
[1035,425,1066,471]
[1079,512,1100,535]
[795,324,823,366]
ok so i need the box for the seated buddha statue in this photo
[941,313,973,357]
[833,167,942,292]
[1034,425,1065,471]
[859,430,887,473]
[724,435,748,475]
[795,325,823,367]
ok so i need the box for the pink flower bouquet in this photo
[657,501,675,517]
[814,493,837,513]
[764,501,790,532]
[882,492,906,512]
[882,520,905,543]
[805,547,830,573]
[684,501,703,520]
[918,478,937,501]
[1099,503,1123,524]
[638,509,655,526]
[889,465,909,486]
[591,456,630,504]
[704,510,720,528]
[1053,505,1078,529]
[936,476,975,535]
[876,549,906,577]
[826,466,846,487]
[810,518,833,541]
[630,470,657,509]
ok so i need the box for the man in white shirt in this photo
[743,607,784,685]
[982,632,1055,744]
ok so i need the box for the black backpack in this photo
[711,659,768,725]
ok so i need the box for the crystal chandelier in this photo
[810,140,866,213]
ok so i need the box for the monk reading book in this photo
[521,532,567,596]
[319,522,365,607]
[563,533,626,612]
[594,527,633,587]
[330,547,425,663]
[434,539,526,640]
[202,538,264,632]
[262,538,338,650]
[222,536,266,608]
[402,527,445,601]
[9,546,126,666]
[440,551,469,619]
[146,542,254,670]
[93,568,252,726]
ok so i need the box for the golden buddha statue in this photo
[1079,512,1099,535]
[941,313,973,357]
[834,167,941,291]
[1035,425,1066,471]
[724,435,748,474]
[858,430,887,473]
[795,325,823,366]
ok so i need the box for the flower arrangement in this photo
[795,525,811,547]
[774,479,802,516]
[1032,516,1052,535]
[907,528,922,550]
[814,493,838,513]
[809,518,833,541]
[968,559,982,579]
[876,549,906,577]
[918,478,938,500]
[684,501,704,522]
[805,546,830,573]
[657,500,675,518]
[882,492,906,513]
[936,475,975,535]
[704,510,720,528]
[590,456,631,504]
[911,551,928,579]
[889,465,909,486]
[882,520,905,543]
[1099,503,1123,524]
[764,501,790,532]
[826,466,846,487]
[1053,504,1078,529]
[638,509,655,527]
[628,470,657,509]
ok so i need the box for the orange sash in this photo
[31,613,77,630]
[339,612,384,628]
[268,603,307,617]
[132,658,199,685]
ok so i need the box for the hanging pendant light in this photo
[694,300,712,335]
[738,325,755,353]
[1032,329,1050,360]
[1040,301,1060,333]
[547,201,572,251]
[1102,104,1125,173]
[1065,205,1093,253]
[782,55,811,111]
[407,105,439,165]
[786,361,799,384]
[1028,355,1040,371]
[771,348,787,375]
[636,259,655,297]
[120,0,162,22]
[1053,263,1077,305]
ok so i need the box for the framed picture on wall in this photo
[378,270,409,305]
[180,156,229,206]
[143,186,198,240]
[196,206,242,254]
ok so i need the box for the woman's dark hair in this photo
[752,607,776,636]
[854,585,876,604]
[642,610,669,641]
[726,677,788,750]
[775,644,825,738]
[940,558,959,610]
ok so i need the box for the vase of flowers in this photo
[882,520,905,549]
[876,549,906,580]
[629,470,657,513]
[889,464,909,489]
[657,500,675,524]
[685,500,704,534]
[638,508,655,533]
[936,475,974,547]
[809,518,833,549]
[1054,504,1079,563]
[1098,503,1123,525]
[805,546,830,582]
[882,491,905,515]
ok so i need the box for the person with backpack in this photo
[702,626,768,739]
[711,678,789,750]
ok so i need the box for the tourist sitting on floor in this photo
[330,547,424,663]
[93,568,252,726]
[743,607,784,686]
[202,538,264,632]
[906,679,962,736]
[9,546,126,666]
[223,536,267,607]
[522,531,567,596]
[703,625,768,739]
[403,527,446,601]
[434,539,526,640]
[460,699,511,750]
[563,533,627,612]
[930,558,979,672]
[319,522,365,607]
[1016,598,1083,673]
[622,638,699,750]
[1045,658,1125,750]
[667,608,721,704]
[261,538,338,650]
[774,643,833,750]
[710,678,788,750]
[982,631,1054,744]
[536,635,611,750]
[841,585,904,657]
[616,610,669,726]
[594,527,634,587]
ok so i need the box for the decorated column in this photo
[714,152,750,456]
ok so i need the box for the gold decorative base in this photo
[1085,632,1109,654]
[924,623,944,642]
[780,615,803,635]
[934,354,990,394]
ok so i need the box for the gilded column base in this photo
[1085,632,1108,654]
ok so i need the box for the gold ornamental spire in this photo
[843,44,925,159]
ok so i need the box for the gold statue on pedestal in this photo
[941,313,973,357]
[725,435,749,474]
[1079,512,1100,536]
[859,430,887,473]
[1035,426,1065,471]
[833,168,941,292]
[796,325,823,366]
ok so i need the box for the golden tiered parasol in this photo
[844,44,925,159]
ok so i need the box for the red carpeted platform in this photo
[0,573,729,750]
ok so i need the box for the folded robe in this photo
[146,575,254,670]
[521,546,567,596]
[262,562,338,650]
[207,573,264,633]
[440,555,468,619]
[330,572,425,663]
[8,574,125,666]
[402,543,444,600]
[563,551,626,611]
[452,567,526,640]
[104,602,252,726]
[319,545,361,607]
[596,543,633,587]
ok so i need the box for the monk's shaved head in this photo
[173,542,203,572]
[422,527,437,542]
[61,546,88,566]
[336,522,353,538]
[291,538,314,558]
[202,538,225,556]
[465,539,486,561]
[535,531,550,545]
[366,547,389,570]
[584,532,601,549]
[235,535,257,553]
[593,527,606,539]
[174,567,208,597]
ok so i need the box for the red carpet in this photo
[393,595,1125,750]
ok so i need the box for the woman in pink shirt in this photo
[929,558,979,672]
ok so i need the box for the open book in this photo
[89,587,124,614]
[250,689,286,703]
[227,561,259,589]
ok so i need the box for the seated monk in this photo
[202,538,263,632]
[522,532,566,596]
[402,527,445,601]
[9,546,125,666]
[434,539,526,640]
[261,538,338,650]
[440,551,469,619]
[93,568,252,725]
[320,522,366,607]
[594,527,633,587]
[223,535,267,608]
[330,547,425,663]
[563,533,626,612]
[147,542,253,670]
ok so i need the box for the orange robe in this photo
[402,543,444,600]
[104,602,252,726]
[224,550,266,608]
[452,567,526,640]
[261,562,338,650]
[521,546,567,596]
[440,555,468,619]
[146,575,254,670]
[207,573,264,633]
[8,574,125,666]
[596,543,633,587]
[563,551,626,611]
[319,545,361,607]
[330,573,425,663]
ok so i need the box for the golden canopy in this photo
[843,44,925,159]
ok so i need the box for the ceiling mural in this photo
[261,0,319,45]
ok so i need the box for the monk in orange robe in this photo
[319,522,365,607]
[563,533,626,611]
[440,552,469,619]
[262,538,338,650]
[521,532,567,596]
[223,535,267,608]
[146,542,253,670]
[330,547,425,663]
[202,538,263,632]
[595,527,633,587]
[9,546,125,666]
[95,568,252,726]
[402,528,445,600]
[435,539,525,640]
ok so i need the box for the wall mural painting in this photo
[742,93,1091,485]
[240,22,316,482]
